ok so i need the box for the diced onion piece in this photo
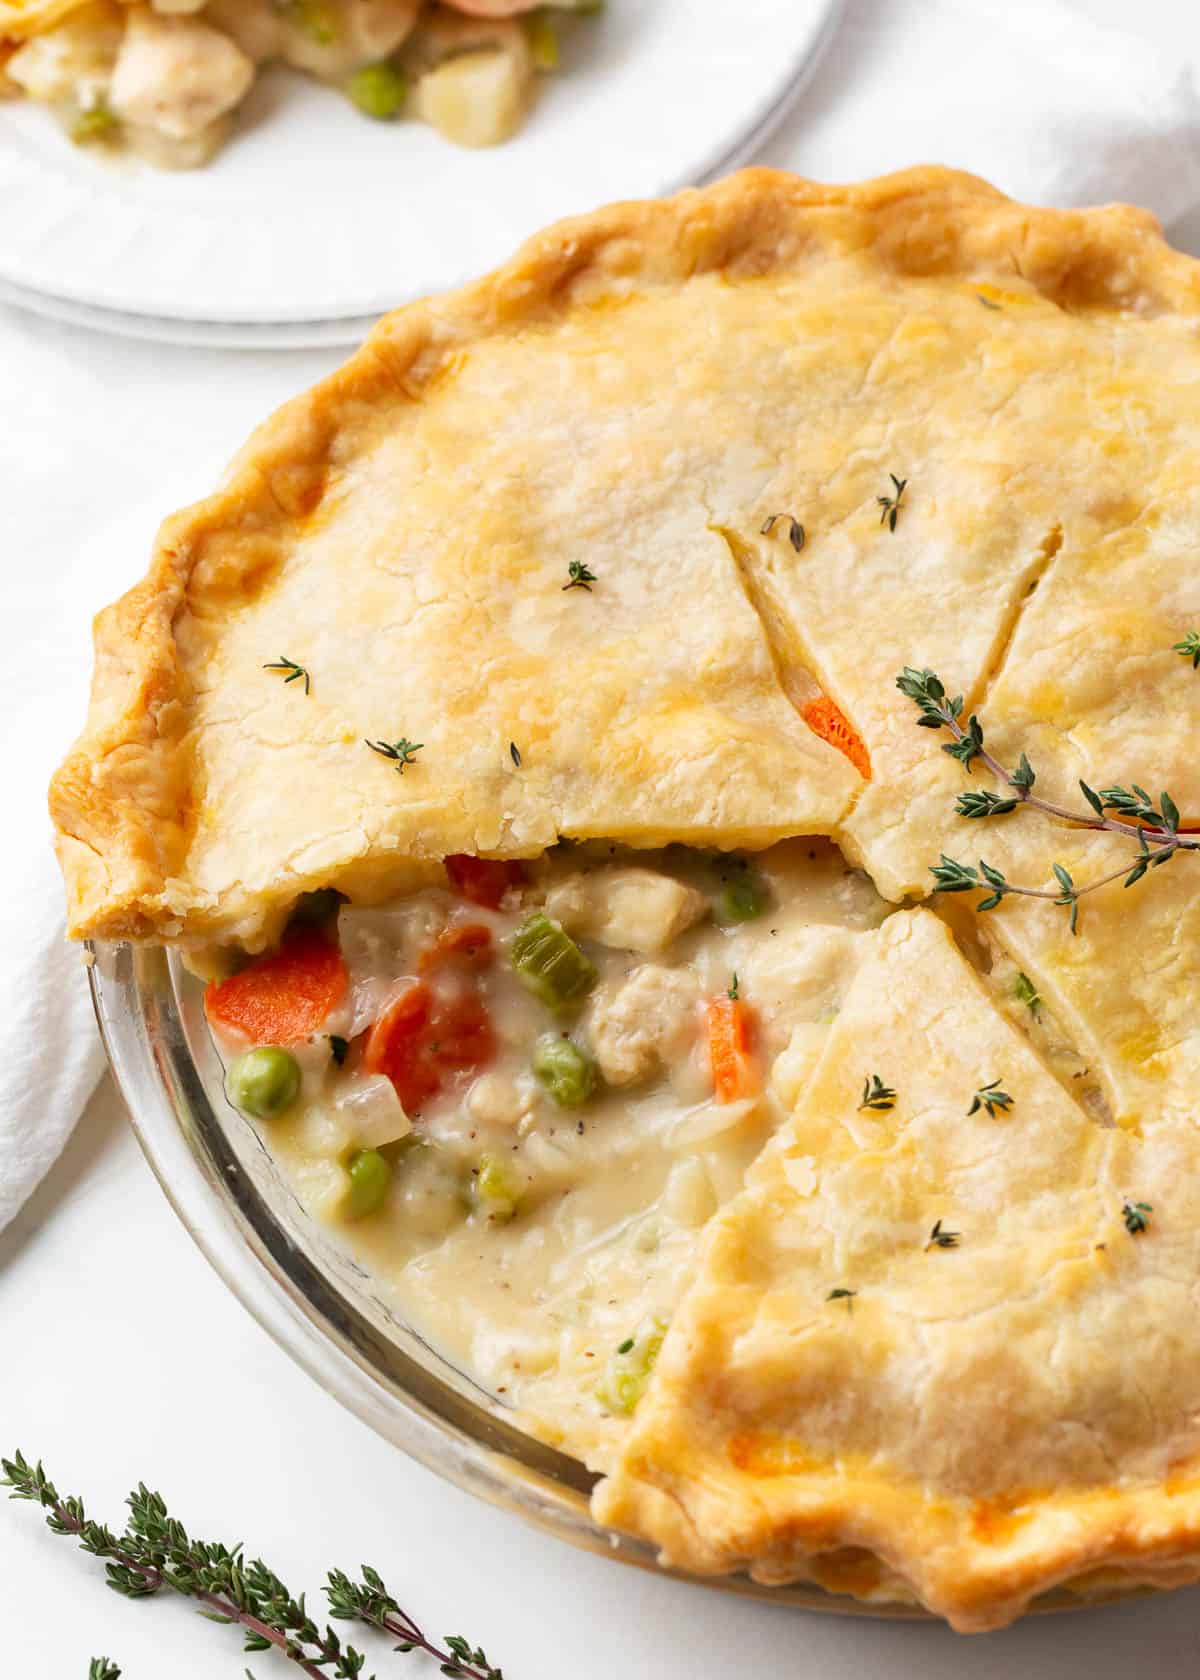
[667,1095,757,1149]
[413,46,532,147]
[294,1155,352,1223]
[662,1158,716,1229]
[332,1072,412,1150]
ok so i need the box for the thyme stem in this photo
[897,667,1197,931]
[4,1452,502,1680]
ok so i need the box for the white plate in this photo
[0,0,841,338]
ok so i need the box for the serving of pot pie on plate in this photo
[50,167,1200,1632]
[0,0,595,167]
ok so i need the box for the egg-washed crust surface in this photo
[50,165,1200,948]
[594,910,1200,1632]
[49,166,1200,1627]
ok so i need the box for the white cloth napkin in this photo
[3,0,1199,1233]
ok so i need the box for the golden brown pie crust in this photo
[49,167,1200,1628]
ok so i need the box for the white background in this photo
[5,2,1200,1675]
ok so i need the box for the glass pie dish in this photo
[87,935,1152,1623]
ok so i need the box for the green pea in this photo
[70,102,118,146]
[716,859,769,923]
[345,62,408,121]
[532,1034,596,1108]
[226,1047,301,1119]
[344,1149,391,1220]
[470,1154,522,1223]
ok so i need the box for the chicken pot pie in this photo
[0,0,595,167]
[51,168,1200,1631]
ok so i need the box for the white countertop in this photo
[5,1,1200,1673]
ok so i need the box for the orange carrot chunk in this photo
[707,995,758,1104]
[365,980,496,1114]
[205,924,349,1046]
[419,922,494,973]
[801,694,872,780]
[444,854,526,909]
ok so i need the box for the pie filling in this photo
[203,840,891,1463]
[1,0,591,168]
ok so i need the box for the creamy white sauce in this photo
[214,840,891,1469]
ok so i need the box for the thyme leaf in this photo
[728,971,740,1001]
[263,655,310,695]
[925,1219,960,1251]
[898,665,1198,932]
[967,1078,1013,1118]
[562,560,597,592]
[1174,629,1200,669]
[826,1288,857,1308]
[3,1452,504,1680]
[509,741,521,768]
[366,737,423,774]
[876,474,908,532]
[859,1074,896,1111]
[1013,971,1042,1018]
[760,513,806,552]
[1122,1200,1152,1236]
[956,789,1019,819]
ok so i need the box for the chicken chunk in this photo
[545,868,708,957]
[585,965,701,1088]
[7,3,123,107]
[109,9,253,140]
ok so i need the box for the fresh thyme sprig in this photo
[263,656,311,695]
[1122,1200,1152,1235]
[926,1219,960,1250]
[1174,630,1200,669]
[760,513,806,552]
[562,561,597,592]
[3,1453,502,1680]
[897,666,1198,932]
[876,474,907,532]
[366,737,423,774]
[967,1079,1013,1118]
[859,1074,896,1111]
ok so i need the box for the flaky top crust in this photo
[48,167,1200,1629]
[49,166,1200,946]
